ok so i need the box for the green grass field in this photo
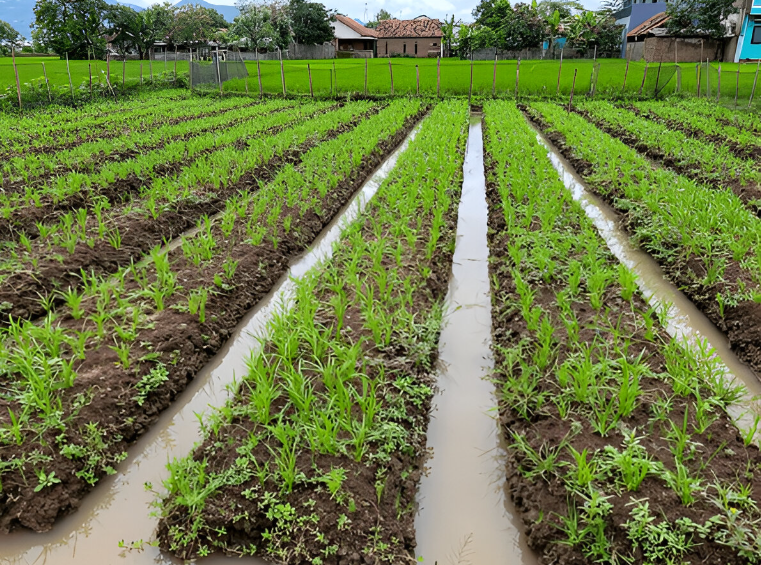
[2,56,759,106]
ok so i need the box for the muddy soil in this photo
[524,105,761,380]
[0,104,363,327]
[0,107,426,535]
[483,122,761,565]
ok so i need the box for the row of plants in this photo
[0,98,425,534]
[0,99,333,244]
[155,99,468,562]
[524,102,761,390]
[673,98,761,135]
[574,100,761,214]
[0,101,370,326]
[631,100,761,159]
[1,95,283,187]
[485,99,761,565]
[0,90,200,155]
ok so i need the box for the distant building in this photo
[331,15,377,57]
[735,0,761,60]
[614,0,669,57]
[375,16,442,58]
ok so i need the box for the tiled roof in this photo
[627,12,669,38]
[334,15,378,38]
[376,17,442,39]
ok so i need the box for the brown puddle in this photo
[532,125,761,436]
[0,124,423,565]
[414,115,535,565]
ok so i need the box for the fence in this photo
[3,56,761,111]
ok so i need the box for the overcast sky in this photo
[128,0,603,23]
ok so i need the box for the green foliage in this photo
[32,0,110,59]
[666,0,738,39]
[288,0,334,45]
[0,20,23,55]
[233,0,291,51]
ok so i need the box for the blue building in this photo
[614,0,670,57]
[735,0,761,60]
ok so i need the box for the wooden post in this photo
[654,62,662,96]
[42,62,51,102]
[750,60,760,109]
[239,48,248,95]
[11,47,22,111]
[706,58,710,98]
[364,58,368,96]
[308,63,313,97]
[66,52,75,103]
[280,49,286,97]
[622,59,630,92]
[717,63,721,101]
[696,63,701,97]
[469,55,474,104]
[593,44,597,63]
[164,45,168,77]
[492,53,497,97]
[140,61,143,86]
[106,51,111,85]
[257,54,263,98]
[174,46,178,84]
[149,49,154,86]
[735,63,740,108]
[556,48,563,95]
[188,49,193,91]
[515,57,520,99]
[568,68,577,112]
[332,60,336,95]
[416,64,420,96]
[437,57,441,97]
[88,62,93,99]
[675,38,678,64]
[216,46,223,95]
[638,63,648,96]
[389,59,394,95]
[122,57,126,90]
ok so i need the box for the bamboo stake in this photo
[696,62,701,97]
[42,62,51,102]
[280,49,286,97]
[66,52,75,103]
[568,68,577,111]
[308,63,313,97]
[149,49,153,86]
[239,48,248,96]
[556,48,563,95]
[416,64,420,96]
[164,45,167,77]
[216,46,223,96]
[750,60,760,109]
[492,53,497,97]
[364,58,368,96]
[735,63,740,109]
[106,51,111,85]
[257,56,263,98]
[389,59,394,96]
[593,44,597,63]
[11,47,22,111]
[437,57,441,97]
[332,60,336,95]
[638,63,648,96]
[88,62,93,99]
[515,57,520,99]
[174,46,178,84]
[122,57,126,90]
[622,59,630,92]
[706,58,710,98]
[717,63,721,101]
[654,62,662,96]
[188,49,192,91]
[468,55,473,104]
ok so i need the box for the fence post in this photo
[149,48,154,86]
[364,58,368,96]
[308,63,313,97]
[416,64,420,96]
[654,62,662,96]
[469,54,474,104]
[515,57,520,99]
[11,47,22,111]
[706,58,710,98]
[556,48,563,95]
[188,49,192,91]
[749,60,760,109]
[333,61,336,95]
[66,52,75,103]
[622,59,630,92]
[696,63,701,97]
[174,47,178,84]
[389,59,394,96]
[638,63,648,96]
[164,45,168,77]
[88,62,93,99]
[492,53,497,97]
[107,52,111,85]
[437,57,441,97]
[140,61,144,86]
[42,62,51,102]
[256,57,263,98]
[717,63,721,101]
[568,68,577,112]
[216,46,223,95]
[280,49,286,97]
[122,57,126,90]
[735,63,740,108]
[593,45,597,63]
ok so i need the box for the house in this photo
[614,0,669,57]
[735,0,761,60]
[626,11,727,61]
[375,16,442,58]
[331,15,377,58]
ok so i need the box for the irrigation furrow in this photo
[0,102,372,326]
[0,100,425,534]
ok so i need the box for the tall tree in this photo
[536,0,583,19]
[169,4,226,47]
[233,0,290,50]
[366,9,392,29]
[472,0,546,51]
[106,2,174,59]
[565,11,622,55]
[0,20,23,55]
[32,0,110,59]
[666,0,737,39]
[289,0,333,45]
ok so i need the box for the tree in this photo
[441,15,459,56]
[289,0,334,45]
[536,0,583,19]
[666,0,737,39]
[366,9,392,29]
[106,2,174,59]
[32,0,109,59]
[472,0,546,51]
[169,4,226,47]
[565,11,622,55]
[0,20,23,55]
[233,0,290,51]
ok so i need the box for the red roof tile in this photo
[376,18,442,39]
[335,15,378,38]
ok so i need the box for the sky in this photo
[125,0,603,23]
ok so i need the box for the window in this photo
[753,25,761,44]
[403,43,407,54]
[415,42,418,54]
[433,42,438,47]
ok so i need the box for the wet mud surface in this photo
[0,108,426,535]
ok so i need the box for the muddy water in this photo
[414,116,534,565]
[532,127,761,434]
[0,124,422,565]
